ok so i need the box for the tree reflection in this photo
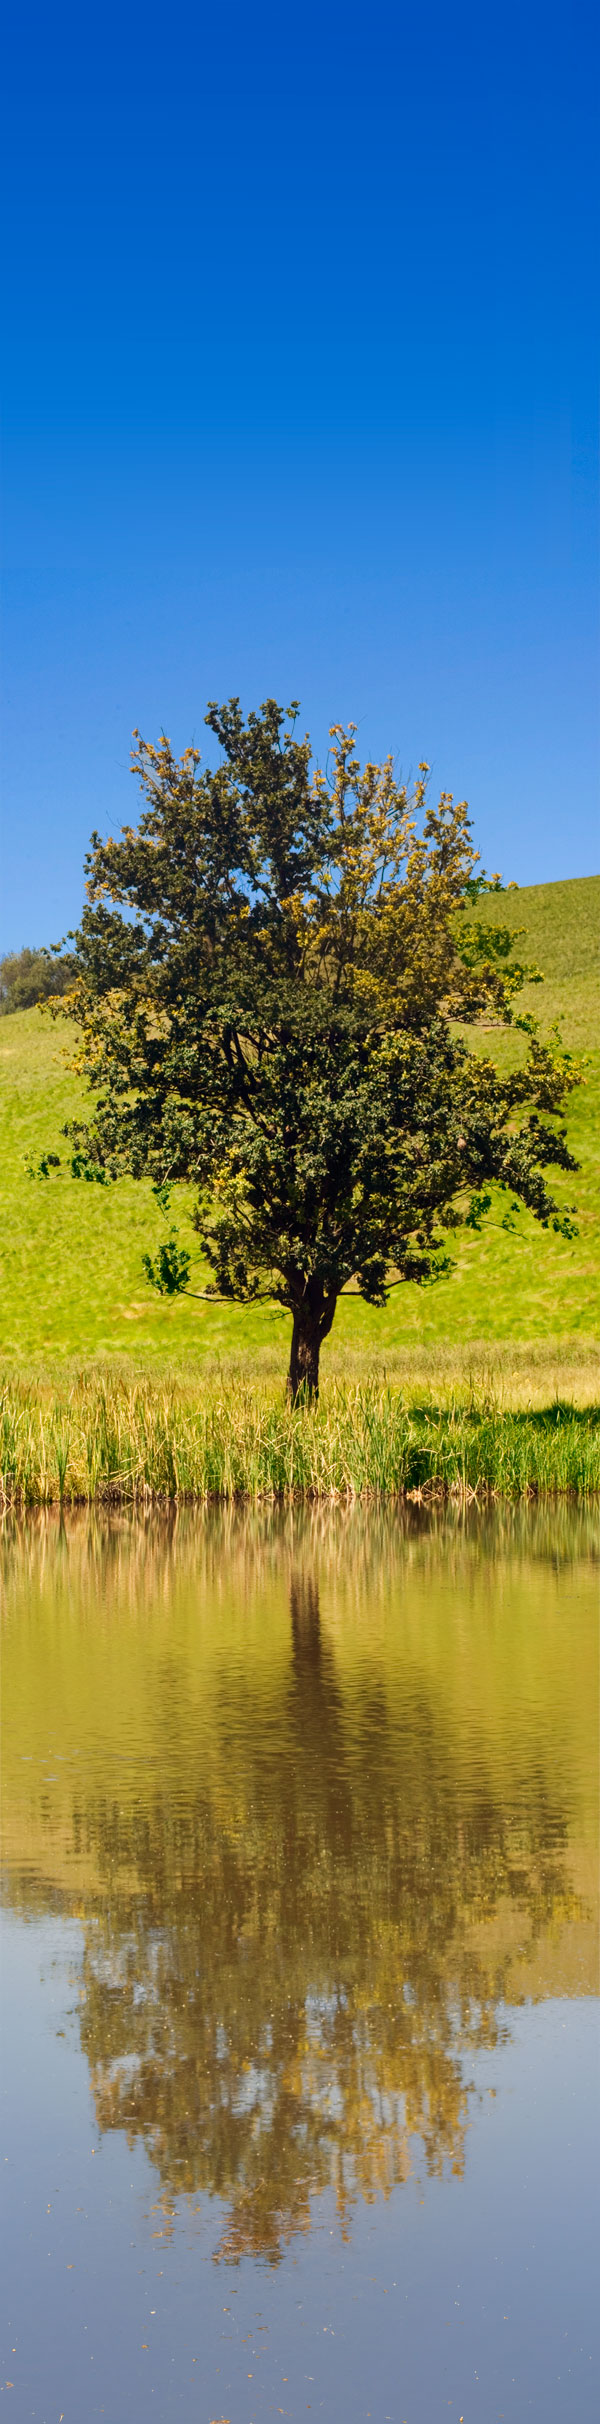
[56,1562,583,2263]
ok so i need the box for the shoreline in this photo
[2,1374,599,1505]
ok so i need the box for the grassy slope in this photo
[0,874,598,1372]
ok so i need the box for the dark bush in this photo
[0,946,77,1015]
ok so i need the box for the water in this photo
[1,1504,598,2422]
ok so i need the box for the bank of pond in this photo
[1,1373,599,1502]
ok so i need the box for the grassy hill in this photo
[477,872,600,1047]
[0,874,598,1381]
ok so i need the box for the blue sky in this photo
[1,0,598,947]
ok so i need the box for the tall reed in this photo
[1,1376,598,1504]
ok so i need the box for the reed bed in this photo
[1,1375,599,1505]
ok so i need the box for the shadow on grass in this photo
[408,1399,600,1429]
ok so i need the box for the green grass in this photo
[0,873,598,1378]
[1,1374,599,1504]
[479,871,600,1048]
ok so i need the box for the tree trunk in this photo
[287,1305,322,1403]
[287,1284,338,1405]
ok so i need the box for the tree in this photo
[57,700,578,1397]
[0,943,77,1016]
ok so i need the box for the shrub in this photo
[0,946,77,1016]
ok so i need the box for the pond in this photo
[1,1505,598,2422]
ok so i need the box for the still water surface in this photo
[1,1506,598,2422]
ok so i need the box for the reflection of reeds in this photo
[2,1495,598,1640]
[1,1375,599,1504]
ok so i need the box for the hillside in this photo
[477,873,600,1048]
[0,874,598,1373]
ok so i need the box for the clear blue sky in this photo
[1,0,598,948]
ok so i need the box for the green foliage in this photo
[0,944,77,1016]
[24,1150,62,1180]
[55,702,580,1394]
[141,1231,191,1297]
[69,1149,110,1184]
[459,869,506,899]
[465,1187,492,1230]
[24,1146,109,1184]
[453,912,542,1010]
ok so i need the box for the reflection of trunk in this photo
[288,1570,355,1852]
[287,1283,337,1404]
[289,1571,321,1665]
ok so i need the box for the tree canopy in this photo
[58,699,579,1394]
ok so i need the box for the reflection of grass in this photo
[0,873,598,1369]
[1,1373,599,1502]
